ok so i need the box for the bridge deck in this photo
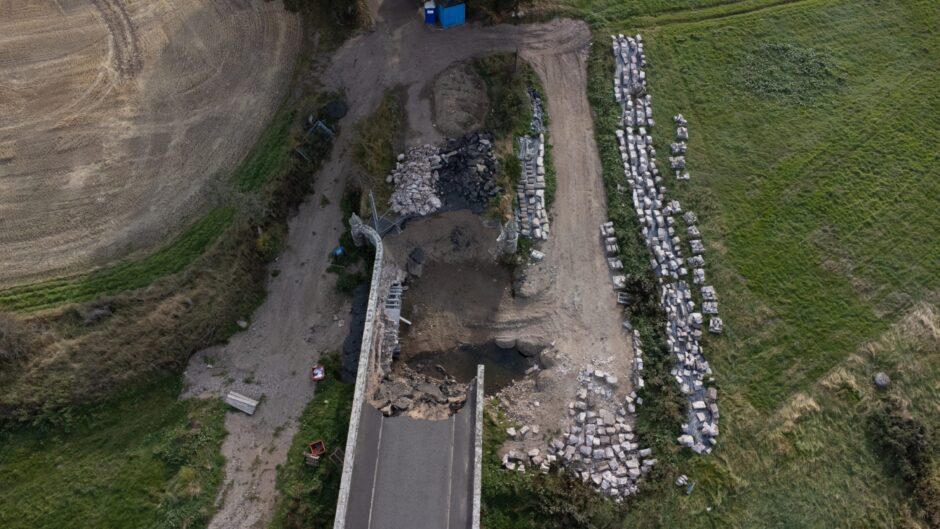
[345,404,475,529]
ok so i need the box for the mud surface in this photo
[406,342,535,393]
[431,62,488,137]
[0,0,300,286]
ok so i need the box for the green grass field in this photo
[573,0,940,526]
[0,208,234,313]
[354,88,406,214]
[0,378,226,529]
[235,108,298,192]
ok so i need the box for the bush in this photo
[474,54,534,137]
[256,224,288,262]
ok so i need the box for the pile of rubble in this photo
[672,114,690,180]
[388,144,442,216]
[516,87,550,241]
[539,367,654,501]
[600,221,625,286]
[529,86,545,132]
[516,135,550,240]
[683,212,723,334]
[436,132,500,212]
[371,366,468,418]
[613,33,720,453]
[630,328,645,393]
[500,424,545,472]
[661,281,719,453]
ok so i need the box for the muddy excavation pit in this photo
[405,342,537,393]
[380,210,533,398]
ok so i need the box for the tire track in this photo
[92,0,141,78]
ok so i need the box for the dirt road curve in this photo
[0,0,299,286]
[185,5,630,527]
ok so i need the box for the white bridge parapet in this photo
[334,214,386,529]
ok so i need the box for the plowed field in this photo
[0,0,300,286]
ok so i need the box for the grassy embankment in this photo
[0,377,226,529]
[574,0,940,526]
[269,355,356,529]
[353,88,406,214]
[0,208,235,313]
[473,53,558,218]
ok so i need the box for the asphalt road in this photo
[345,404,474,529]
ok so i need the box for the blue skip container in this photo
[437,0,465,28]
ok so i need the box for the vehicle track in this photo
[92,0,141,77]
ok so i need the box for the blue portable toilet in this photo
[423,1,437,24]
[437,0,465,28]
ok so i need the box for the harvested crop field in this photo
[0,0,300,286]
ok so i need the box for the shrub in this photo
[256,224,288,262]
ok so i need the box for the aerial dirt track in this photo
[184,4,631,527]
[0,0,299,286]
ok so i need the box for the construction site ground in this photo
[183,2,632,527]
[0,0,299,286]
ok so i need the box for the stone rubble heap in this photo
[661,281,719,453]
[516,135,550,240]
[683,211,723,335]
[388,144,442,216]
[539,367,655,501]
[673,115,690,180]
[600,221,625,275]
[501,424,547,472]
[613,33,721,453]
[516,88,551,241]
[388,133,501,216]
[436,131,501,212]
[371,366,467,417]
[630,329,645,394]
[528,86,545,133]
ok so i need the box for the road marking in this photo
[444,414,456,529]
[366,416,384,529]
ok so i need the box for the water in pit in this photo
[405,342,535,393]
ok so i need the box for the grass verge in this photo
[354,88,406,213]
[0,208,234,313]
[269,355,355,529]
[0,377,226,529]
[474,53,535,139]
